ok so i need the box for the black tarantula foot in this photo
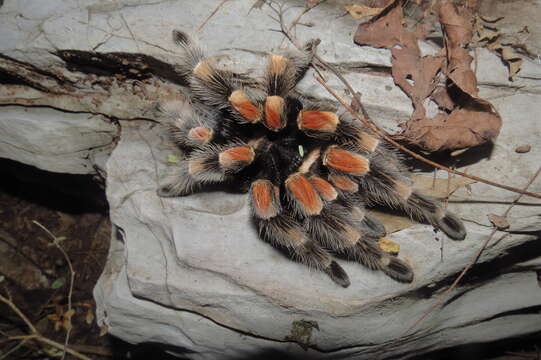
[325,261,351,288]
[436,211,467,241]
[157,30,467,287]
[157,184,177,198]
[381,256,414,283]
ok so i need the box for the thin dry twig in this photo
[280,0,328,46]
[33,220,76,360]
[198,0,231,32]
[405,164,541,334]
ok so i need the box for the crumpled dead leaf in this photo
[354,1,403,48]
[391,44,444,120]
[488,41,523,79]
[47,306,75,332]
[473,15,523,79]
[402,105,502,152]
[354,0,503,152]
[431,86,455,111]
[345,4,384,19]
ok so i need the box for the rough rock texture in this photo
[1,0,541,359]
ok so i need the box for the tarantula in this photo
[157,30,466,288]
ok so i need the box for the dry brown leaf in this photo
[47,306,75,332]
[411,175,476,199]
[345,4,384,19]
[401,106,502,152]
[431,86,455,111]
[474,15,523,79]
[447,47,478,97]
[500,45,523,79]
[479,15,504,23]
[439,2,473,48]
[476,24,499,42]
[392,46,444,119]
[354,0,402,48]
[354,0,501,152]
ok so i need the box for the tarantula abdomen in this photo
[157,30,466,287]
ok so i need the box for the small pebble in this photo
[515,145,531,153]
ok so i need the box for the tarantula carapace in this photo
[157,30,466,288]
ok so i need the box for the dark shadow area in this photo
[54,50,187,86]
[0,158,108,213]
[108,334,541,360]
[235,348,322,360]
[413,330,541,360]
[409,232,541,302]
[110,337,192,360]
[109,337,324,360]
[399,141,496,173]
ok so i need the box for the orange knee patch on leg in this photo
[298,111,339,133]
[323,146,369,176]
[218,146,255,169]
[251,180,280,219]
[285,173,323,215]
[228,90,261,123]
[328,174,359,192]
[188,127,213,143]
[309,176,338,201]
[264,96,286,130]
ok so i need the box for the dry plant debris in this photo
[354,0,504,152]
[473,15,524,79]
[345,4,385,19]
